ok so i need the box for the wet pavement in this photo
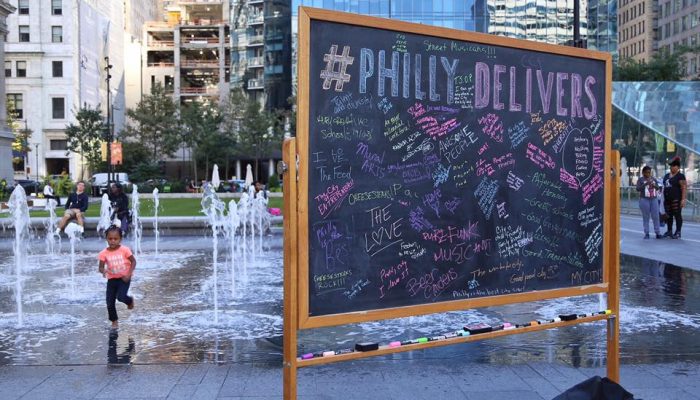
[0,219,699,398]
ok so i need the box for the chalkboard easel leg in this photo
[283,138,299,399]
[606,150,621,382]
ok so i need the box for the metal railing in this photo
[620,187,700,221]
[147,40,174,47]
[147,62,175,68]
[180,60,219,68]
[247,56,264,68]
[247,78,264,89]
[180,86,220,95]
[181,37,221,44]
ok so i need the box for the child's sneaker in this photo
[128,298,135,310]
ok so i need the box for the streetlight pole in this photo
[34,143,39,182]
[105,57,113,183]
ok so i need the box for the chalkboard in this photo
[302,17,609,319]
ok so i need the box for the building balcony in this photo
[147,62,175,68]
[180,86,220,96]
[181,36,222,46]
[248,0,264,4]
[248,14,264,25]
[181,60,220,68]
[247,35,264,46]
[181,19,227,27]
[147,39,174,48]
[247,56,264,68]
[247,78,264,90]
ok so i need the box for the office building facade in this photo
[230,0,291,111]
[617,0,655,62]
[5,0,159,181]
[657,0,700,78]
[0,0,15,184]
[143,1,231,106]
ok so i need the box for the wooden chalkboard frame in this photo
[295,6,613,330]
[284,10,618,395]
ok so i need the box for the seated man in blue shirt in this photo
[56,181,88,235]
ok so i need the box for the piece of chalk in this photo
[301,353,314,360]
[444,332,458,339]
[416,337,428,343]
[322,351,335,357]
[605,309,612,314]
[530,320,540,326]
[553,317,561,322]
[503,323,516,330]
[313,352,324,358]
[429,335,446,341]
[355,342,379,352]
[400,340,414,345]
[388,341,401,348]
[456,330,470,336]
[559,314,578,321]
[335,348,353,355]
[465,323,492,334]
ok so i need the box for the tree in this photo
[219,89,248,178]
[180,100,225,184]
[7,100,31,174]
[236,96,285,182]
[614,50,687,81]
[64,104,105,179]
[123,83,181,161]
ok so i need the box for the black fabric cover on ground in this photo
[553,376,634,400]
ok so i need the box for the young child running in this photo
[98,225,136,330]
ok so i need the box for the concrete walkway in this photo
[2,360,698,399]
[620,214,700,270]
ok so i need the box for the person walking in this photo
[662,156,687,239]
[636,166,662,239]
[43,182,61,206]
[108,183,130,237]
[98,225,136,330]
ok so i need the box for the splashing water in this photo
[248,186,256,262]
[201,184,226,324]
[226,199,240,297]
[8,186,30,327]
[64,222,83,299]
[238,192,249,280]
[44,198,59,256]
[255,191,268,253]
[153,188,160,257]
[131,185,142,255]
[97,194,112,235]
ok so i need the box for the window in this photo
[19,25,30,42]
[50,140,68,151]
[7,94,23,119]
[52,0,62,15]
[18,0,28,14]
[52,97,65,119]
[52,61,63,77]
[16,61,26,77]
[5,61,10,77]
[51,26,62,43]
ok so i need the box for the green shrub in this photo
[268,174,280,189]
[169,181,185,193]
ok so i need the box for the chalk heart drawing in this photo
[562,127,594,186]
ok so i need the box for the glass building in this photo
[613,82,700,184]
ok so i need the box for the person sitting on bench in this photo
[56,181,88,235]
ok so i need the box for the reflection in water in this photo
[1,239,699,366]
[108,331,135,364]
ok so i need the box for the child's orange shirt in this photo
[98,245,134,279]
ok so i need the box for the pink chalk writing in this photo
[421,222,480,244]
[478,113,504,143]
[560,168,579,190]
[314,179,354,218]
[582,173,603,204]
[526,142,556,169]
